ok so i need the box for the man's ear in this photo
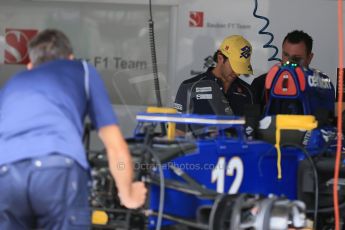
[217,53,224,63]
[27,62,33,70]
[68,54,75,60]
[308,52,314,65]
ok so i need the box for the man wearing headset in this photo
[251,30,335,115]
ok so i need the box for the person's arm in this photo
[98,124,147,209]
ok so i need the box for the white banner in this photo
[0,1,171,107]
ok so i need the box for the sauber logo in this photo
[5,28,38,64]
[189,11,204,27]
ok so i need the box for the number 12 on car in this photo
[211,156,244,194]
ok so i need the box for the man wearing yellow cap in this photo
[173,35,254,132]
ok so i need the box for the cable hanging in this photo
[148,0,162,107]
[253,0,281,62]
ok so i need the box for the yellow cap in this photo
[219,35,253,74]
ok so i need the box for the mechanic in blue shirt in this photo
[251,30,335,115]
[0,29,147,229]
[173,35,254,133]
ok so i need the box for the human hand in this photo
[119,181,147,209]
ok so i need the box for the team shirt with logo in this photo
[0,60,117,169]
[173,68,253,133]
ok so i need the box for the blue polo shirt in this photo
[0,60,117,169]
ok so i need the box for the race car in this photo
[89,62,344,230]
